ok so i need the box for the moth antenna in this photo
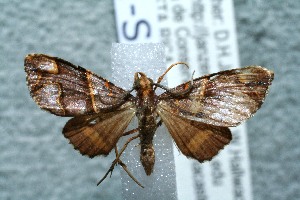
[154,82,193,97]
[154,62,189,90]
[191,70,195,85]
[154,68,194,97]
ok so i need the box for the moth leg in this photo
[118,160,144,188]
[122,128,141,148]
[114,146,143,188]
[122,127,139,136]
[97,134,144,188]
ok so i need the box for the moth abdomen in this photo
[140,143,155,176]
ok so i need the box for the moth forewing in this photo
[158,66,274,127]
[24,54,132,116]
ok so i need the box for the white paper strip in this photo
[111,43,177,200]
[114,1,253,200]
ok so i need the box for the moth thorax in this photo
[140,144,155,176]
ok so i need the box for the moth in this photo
[25,54,274,187]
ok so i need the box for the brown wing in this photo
[158,66,274,127]
[157,106,231,162]
[25,54,133,116]
[63,102,136,157]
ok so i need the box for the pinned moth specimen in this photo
[24,54,274,187]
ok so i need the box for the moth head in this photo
[134,72,154,90]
